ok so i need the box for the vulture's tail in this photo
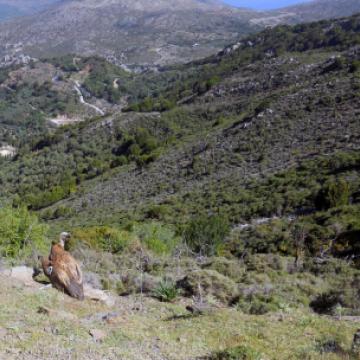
[66,281,84,301]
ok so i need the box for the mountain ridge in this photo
[0,0,262,66]
[1,0,360,66]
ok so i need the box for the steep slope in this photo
[0,13,359,231]
[283,0,360,22]
[0,0,262,66]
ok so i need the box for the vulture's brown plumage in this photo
[41,232,84,300]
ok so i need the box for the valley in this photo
[0,3,359,360]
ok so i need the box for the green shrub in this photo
[206,345,262,360]
[177,269,238,304]
[235,294,280,315]
[72,226,133,253]
[0,206,48,259]
[350,60,360,73]
[184,215,230,256]
[153,279,179,302]
[316,178,350,210]
[132,222,179,255]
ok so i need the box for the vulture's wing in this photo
[60,252,83,284]
[53,253,84,300]
[52,265,84,300]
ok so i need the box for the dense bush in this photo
[132,222,180,255]
[184,215,230,256]
[72,226,133,253]
[316,178,350,210]
[0,206,48,258]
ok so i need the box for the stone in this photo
[1,266,38,287]
[84,284,116,307]
[89,329,107,343]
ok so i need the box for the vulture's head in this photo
[59,232,71,248]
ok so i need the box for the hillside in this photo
[0,0,262,66]
[252,0,360,26]
[0,13,360,360]
[280,0,360,23]
[1,14,359,223]
[1,1,360,66]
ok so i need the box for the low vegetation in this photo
[0,13,359,360]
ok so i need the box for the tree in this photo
[316,178,350,210]
[184,214,230,256]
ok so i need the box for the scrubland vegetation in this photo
[0,13,360,360]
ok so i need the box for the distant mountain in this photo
[0,0,262,66]
[0,0,360,67]
[284,0,360,22]
[252,0,360,26]
[0,0,59,21]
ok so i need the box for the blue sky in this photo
[222,0,312,10]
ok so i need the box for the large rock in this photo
[89,329,107,343]
[84,284,116,307]
[0,266,39,287]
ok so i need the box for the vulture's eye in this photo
[48,266,53,275]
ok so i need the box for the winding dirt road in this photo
[74,81,105,116]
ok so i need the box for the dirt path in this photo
[74,81,105,116]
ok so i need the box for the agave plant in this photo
[153,279,179,302]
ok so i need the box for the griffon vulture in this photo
[41,232,84,300]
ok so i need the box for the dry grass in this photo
[0,274,358,360]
